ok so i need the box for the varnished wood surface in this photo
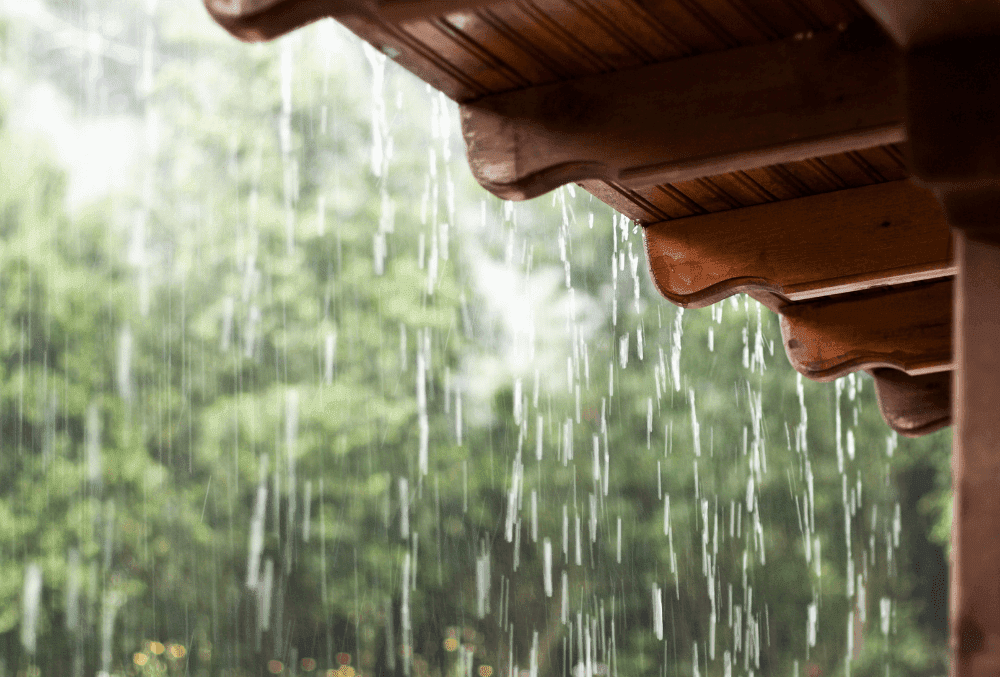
[579,144,910,223]
[643,180,953,307]
[950,232,1000,677]
[779,278,953,381]
[339,0,864,102]
[460,20,902,199]
[869,368,951,437]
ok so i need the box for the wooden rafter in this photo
[643,180,953,308]
[460,19,903,200]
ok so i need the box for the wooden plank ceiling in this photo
[204,0,954,438]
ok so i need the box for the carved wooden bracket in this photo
[643,180,953,308]
[779,279,952,381]
[869,368,951,438]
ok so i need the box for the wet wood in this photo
[643,180,953,308]
[950,230,1000,677]
[779,279,953,381]
[204,0,498,41]
[460,19,903,200]
[869,368,951,438]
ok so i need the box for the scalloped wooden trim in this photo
[779,279,953,382]
[643,181,954,309]
[869,368,951,437]
[204,0,497,41]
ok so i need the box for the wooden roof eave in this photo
[202,0,955,440]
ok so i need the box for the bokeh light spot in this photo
[133,653,149,667]
[479,666,493,677]
[337,652,351,665]
[444,638,459,652]
[149,641,165,655]
[169,644,186,659]
[301,657,317,671]
[268,659,284,674]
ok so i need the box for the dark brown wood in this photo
[204,0,498,41]
[869,368,951,438]
[951,230,1000,677]
[779,279,953,381]
[460,19,903,200]
[642,180,953,308]
[623,145,911,221]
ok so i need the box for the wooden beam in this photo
[869,368,951,437]
[204,0,497,41]
[460,19,903,200]
[779,279,952,382]
[643,181,953,308]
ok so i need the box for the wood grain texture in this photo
[869,368,951,437]
[629,144,910,220]
[643,181,954,308]
[779,278,953,381]
[335,0,862,102]
[950,231,1000,677]
[460,19,903,200]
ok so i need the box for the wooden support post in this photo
[854,4,1000,670]
[951,228,1000,676]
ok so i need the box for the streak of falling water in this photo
[260,558,274,633]
[402,553,413,677]
[86,402,102,489]
[532,490,538,542]
[400,477,410,539]
[98,591,123,677]
[476,545,490,619]
[530,630,540,677]
[652,583,663,640]
[221,296,235,350]
[21,563,42,655]
[562,571,569,623]
[116,325,132,403]
[324,330,337,385]
[544,538,553,597]
[418,351,429,475]
[690,389,701,457]
[302,480,312,542]
[247,482,267,587]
